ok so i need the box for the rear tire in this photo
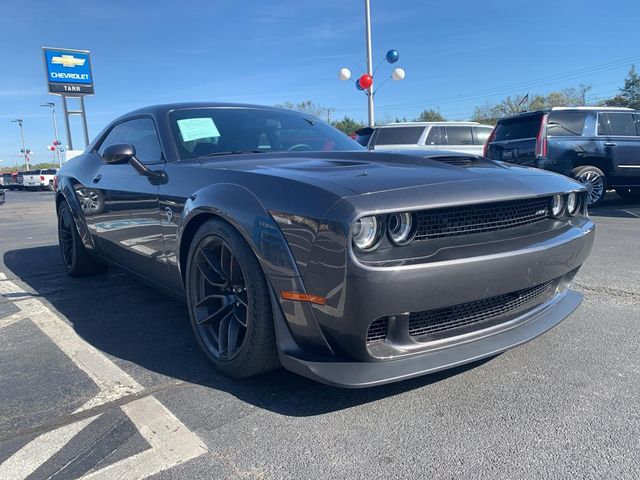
[185,218,279,379]
[57,201,106,277]
[572,165,607,208]
[615,187,640,201]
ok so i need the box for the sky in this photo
[0,0,639,169]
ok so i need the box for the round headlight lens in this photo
[388,212,415,245]
[566,193,579,215]
[551,194,566,217]
[352,216,380,251]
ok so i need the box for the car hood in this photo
[197,150,560,196]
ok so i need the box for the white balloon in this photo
[392,67,406,81]
[338,67,352,81]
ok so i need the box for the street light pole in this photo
[364,0,375,127]
[41,102,62,168]
[11,119,28,171]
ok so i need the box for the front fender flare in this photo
[177,183,300,280]
[56,177,96,251]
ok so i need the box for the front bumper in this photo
[280,288,582,387]
[272,213,594,387]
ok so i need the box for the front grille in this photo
[366,317,388,342]
[408,280,555,338]
[415,197,551,241]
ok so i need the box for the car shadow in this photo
[3,245,492,417]
[589,193,640,219]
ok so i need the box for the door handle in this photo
[604,142,617,147]
[92,174,103,184]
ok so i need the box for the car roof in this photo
[377,121,490,127]
[118,102,300,119]
[499,106,637,122]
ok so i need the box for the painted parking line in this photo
[0,275,208,479]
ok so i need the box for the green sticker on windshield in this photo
[177,118,220,142]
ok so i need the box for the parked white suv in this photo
[355,122,494,156]
[22,168,58,190]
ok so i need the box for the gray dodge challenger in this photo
[55,103,595,387]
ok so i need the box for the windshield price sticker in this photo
[177,118,221,142]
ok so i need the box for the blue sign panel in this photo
[42,47,94,95]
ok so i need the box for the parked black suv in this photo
[485,107,640,206]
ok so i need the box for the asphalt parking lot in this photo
[0,190,639,479]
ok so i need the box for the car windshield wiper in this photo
[200,150,269,158]
[547,121,581,136]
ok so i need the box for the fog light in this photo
[551,194,566,218]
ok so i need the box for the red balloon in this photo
[358,74,373,89]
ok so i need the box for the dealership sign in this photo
[42,47,94,95]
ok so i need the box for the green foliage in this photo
[331,116,365,136]
[471,84,593,124]
[414,109,446,122]
[603,65,640,109]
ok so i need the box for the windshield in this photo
[170,108,364,160]
[493,115,543,141]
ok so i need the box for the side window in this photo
[597,114,610,135]
[436,126,446,145]
[604,113,638,136]
[424,127,436,145]
[547,112,586,136]
[375,126,424,145]
[98,118,163,164]
[473,127,492,145]
[444,126,473,145]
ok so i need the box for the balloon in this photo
[392,67,406,81]
[48,145,55,151]
[386,49,400,64]
[338,67,351,81]
[355,79,364,91]
[358,74,373,89]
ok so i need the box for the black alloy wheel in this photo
[57,201,106,276]
[186,219,278,378]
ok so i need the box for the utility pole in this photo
[364,0,375,127]
[41,102,62,167]
[10,119,28,171]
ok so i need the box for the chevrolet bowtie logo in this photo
[51,54,86,68]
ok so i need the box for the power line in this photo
[335,54,639,113]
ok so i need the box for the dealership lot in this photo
[0,191,639,479]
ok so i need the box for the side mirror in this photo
[102,143,135,164]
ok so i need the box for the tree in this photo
[604,65,640,109]
[414,109,446,122]
[331,116,365,136]
[471,84,594,124]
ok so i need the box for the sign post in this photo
[42,47,94,153]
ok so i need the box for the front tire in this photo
[572,165,607,208]
[57,201,106,277]
[185,218,279,378]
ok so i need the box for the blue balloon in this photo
[355,78,364,91]
[386,49,400,64]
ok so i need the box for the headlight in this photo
[551,194,566,218]
[352,216,381,251]
[566,192,579,215]
[388,212,415,245]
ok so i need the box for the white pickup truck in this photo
[22,168,58,190]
